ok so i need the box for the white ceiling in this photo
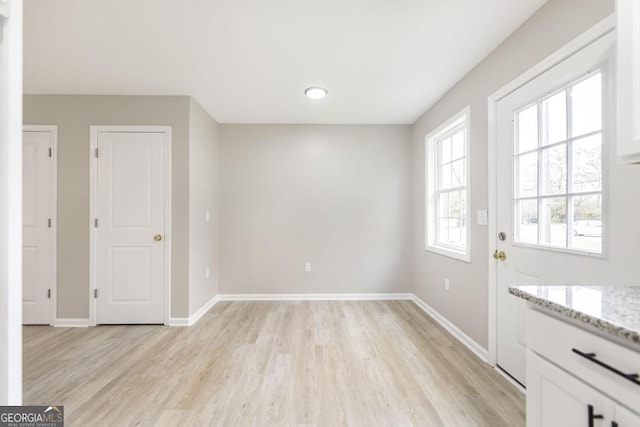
[24,0,547,124]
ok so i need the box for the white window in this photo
[513,71,604,255]
[425,107,471,262]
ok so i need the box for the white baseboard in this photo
[188,295,220,325]
[168,294,220,327]
[217,293,414,301]
[167,317,189,327]
[411,295,489,363]
[53,318,91,327]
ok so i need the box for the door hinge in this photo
[94,289,98,299]
[48,218,52,228]
[47,289,51,299]
[48,148,52,158]
[95,148,99,158]
[94,218,98,228]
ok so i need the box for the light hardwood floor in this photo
[24,300,524,426]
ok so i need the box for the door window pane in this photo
[541,197,567,248]
[571,73,602,138]
[517,152,538,197]
[517,104,538,153]
[571,195,602,253]
[541,144,567,195]
[517,199,538,244]
[541,91,567,146]
[572,135,602,192]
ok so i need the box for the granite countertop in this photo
[509,285,640,347]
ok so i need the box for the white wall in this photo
[189,98,220,314]
[0,0,23,405]
[411,0,615,349]
[219,125,412,295]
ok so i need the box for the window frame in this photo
[511,69,607,257]
[425,106,471,262]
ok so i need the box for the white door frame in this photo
[89,125,172,326]
[23,125,58,325]
[486,16,615,366]
[0,0,23,405]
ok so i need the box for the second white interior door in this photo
[93,127,168,324]
[22,127,56,325]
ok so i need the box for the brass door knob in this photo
[493,250,506,261]
[154,234,163,241]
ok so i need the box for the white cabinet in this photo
[527,352,614,427]
[617,0,640,163]
[526,308,640,427]
[615,405,640,426]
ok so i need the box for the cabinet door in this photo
[614,405,640,427]
[617,0,640,163]
[527,352,614,427]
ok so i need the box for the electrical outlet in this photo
[444,278,450,291]
[304,262,311,272]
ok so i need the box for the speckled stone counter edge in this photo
[509,286,640,347]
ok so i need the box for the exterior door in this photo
[496,32,614,385]
[91,127,169,324]
[22,127,56,325]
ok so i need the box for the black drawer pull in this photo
[588,404,603,427]
[572,348,640,386]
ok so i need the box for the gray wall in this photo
[188,98,220,315]
[219,125,412,294]
[24,95,192,318]
[411,0,615,348]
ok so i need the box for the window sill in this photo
[425,244,471,263]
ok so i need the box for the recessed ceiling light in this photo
[304,86,328,99]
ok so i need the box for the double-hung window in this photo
[425,107,471,262]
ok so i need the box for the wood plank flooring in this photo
[23,300,524,426]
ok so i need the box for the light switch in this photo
[205,210,210,222]
[477,210,488,226]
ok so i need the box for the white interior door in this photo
[22,127,56,325]
[496,32,614,386]
[92,127,168,324]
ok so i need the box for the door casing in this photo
[89,125,172,326]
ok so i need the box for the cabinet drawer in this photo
[527,308,640,411]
